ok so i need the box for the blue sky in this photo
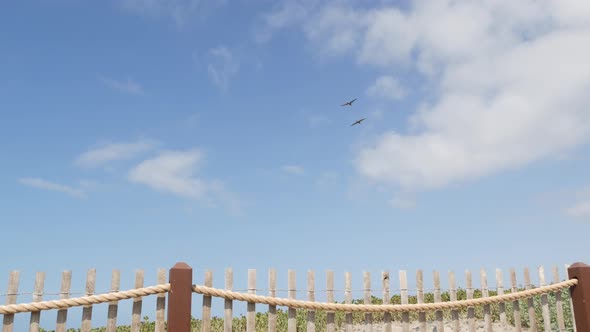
[2,0,590,328]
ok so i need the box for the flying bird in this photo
[351,118,366,126]
[341,98,357,106]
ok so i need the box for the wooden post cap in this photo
[171,262,192,270]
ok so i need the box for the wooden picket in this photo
[449,271,459,332]
[202,270,212,332]
[106,270,120,332]
[81,269,95,332]
[433,270,444,331]
[511,268,523,332]
[480,268,491,332]
[496,268,507,330]
[225,268,234,332]
[382,271,391,332]
[29,272,44,332]
[247,269,256,332]
[416,269,426,331]
[288,269,296,332]
[326,270,335,332]
[364,271,372,332]
[466,269,476,332]
[399,270,409,332]
[3,271,19,332]
[131,270,144,332]
[56,270,71,332]
[307,270,315,332]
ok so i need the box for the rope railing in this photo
[191,278,578,313]
[0,284,170,315]
[0,278,578,315]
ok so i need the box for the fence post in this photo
[568,262,590,331]
[167,262,193,332]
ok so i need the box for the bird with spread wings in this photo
[341,98,357,106]
[351,118,366,126]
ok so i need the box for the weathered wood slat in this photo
[3,271,20,332]
[345,272,353,332]
[448,271,459,332]
[155,268,166,332]
[106,270,120,332]
[538,266,551,332]
[416,270,426,332]
[327,270,335,332]
[225,268,234,332]
[552,266,565,332]
[29,272,45,332]
[480,268,491,332]
[466,270,476,332]
[247,269,256,332]
[81,269,96,332]
[399,270,409,332]
[511,268,522,332]
[496,268,507,330]
[56,270,72,332]
[307,270,315,332]
[202,270,213,332]
[433,270,444,332]
[131,270,144,332]
[288,270,296,332]
[523,268,537,332]
[382,271,392,332]
[364,271,373,332]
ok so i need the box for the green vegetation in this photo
[40,288,575,331]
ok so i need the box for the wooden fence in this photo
[1,268,168,332]
[1,262,590,331]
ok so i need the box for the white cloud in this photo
[282,165,305,176]
[120,0,226,27]
[129,149,243,213]
[304,5,366,56]
[76,140,157,168]
[19,178,85,198]
[565,201,590,220]
[99,76,144,95]
[366,75,407,100]
[207,46,239,90]
[298,1,590,190]
[255,0,315,43]
[202,180,245,216]
[129,149,207,198]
